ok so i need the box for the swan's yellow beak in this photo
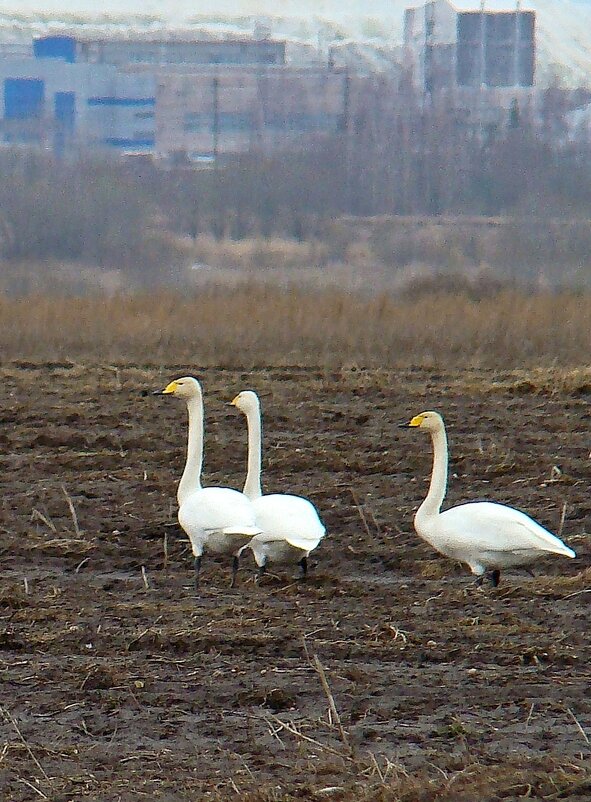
[230,395,239,406]
[398,414,425,429]
[153,380,179,396]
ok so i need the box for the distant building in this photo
[0,35,289,155]
[0,33,346,161]
[0,9,539,163]
[0,55,156,156]
[155,65,352,162]
[404,1,535,102]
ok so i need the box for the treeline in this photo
[0,155,174,269]
[163,79,591,233]
[0,78,590,273]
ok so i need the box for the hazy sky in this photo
[5,0,587,18]
[0,0,405,17]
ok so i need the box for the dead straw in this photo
[350,488,373,539]
[567,708,590,746]
[311,654,351,753]
[1,706,50,783]
[30,508,57,533]
[262,713,354,762]
[141,566,150,590]
[61,484,82,537]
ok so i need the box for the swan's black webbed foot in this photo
[230,555,240,589]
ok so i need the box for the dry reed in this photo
[191,234,329,270]
[0,285,590,368]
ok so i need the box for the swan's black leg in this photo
[255,561,266,584]
[524,566,536,578]
[475,569,500,588]
[194,555,202,591]
[298,556,308,580]
[230,555,240,589]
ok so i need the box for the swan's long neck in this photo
[243,404,263,501]
[178,394,203,505]
[418,424,448,518]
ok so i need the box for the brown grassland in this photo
[0,285,590,367]
[0,284,590,801]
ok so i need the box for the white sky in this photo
[1,0,588,22]
[0,0,406,18]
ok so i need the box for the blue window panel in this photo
[184,112,253,132]
[34,36,76,63]
[4,78,44,119]
[103,137,155,148]
[55,91,75,131]
[183,112,214,133]
[88,97,155,107]
[218,112,251,132]
[266,113,340,132]
[53,91,75,156]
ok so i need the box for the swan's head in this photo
[401,410,444,432]
[230,390,260,414]
[153,376,201,399]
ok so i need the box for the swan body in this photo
[231,390,325,575]
[403,411,575,584]
[178,486,261,558]
[154,377,260,588]
[248,494,326,570]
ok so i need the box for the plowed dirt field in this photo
[1,363,590,801]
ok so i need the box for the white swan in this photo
[230,390,325,579]
[401,411,576,586]
[154,377,261,589]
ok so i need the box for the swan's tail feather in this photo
[551,542,576,559]
[221,525,262,537]
[285,534,324,551]
[249,531,324,551]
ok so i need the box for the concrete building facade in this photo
[92,38,285,67]
[34,35,286,68]
[156,66,351,161]
[404,0,535,105]
[0,7,539,162]
[0,34,344,160]
[0,49,157,155]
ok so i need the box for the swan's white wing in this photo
[252,493,325,551]
[439,502,575,558]
[179,486,259,535]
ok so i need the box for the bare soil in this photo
[0,363,590,801]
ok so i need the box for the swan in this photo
[153,377,261,589]
[400,411,576,586]
[230,390,325,579]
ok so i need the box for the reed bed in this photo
[1,284,590,368]
[190,234,330,270]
